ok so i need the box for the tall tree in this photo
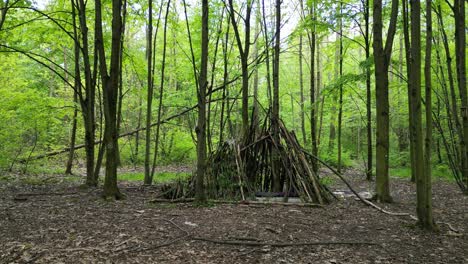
[95,0,125,199]
[195,0,208,202]
[336,3,343,173]
[227,0,252,139]
[363,0,372,181]
[308,0,318,173]
[402,0,416,183]
[417,0,435,229]
[150,0,171,180]
[372,0,399,202]
[299,0,306,145]
[144,0,154,185]
[271,0,281,192]
[453,0,468,192]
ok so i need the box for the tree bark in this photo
[372,0,399,203]
[337,3,343,173]
[144,0,154,185]
[228,0,252,139]
[272,0,281,192]
[453,0,468,193]
[95,0,124,199]
[308,1,318,174]
[364,0,372,181]
[150,0,171,178]
[418,0,435,230]
[195,0,209,202]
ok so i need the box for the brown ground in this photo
[0,170,467,264]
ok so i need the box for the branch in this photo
[192,237,380,247]
[18,104,198,162]
[0,44,76,92]
[9,6,76,41]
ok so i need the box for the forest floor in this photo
[0,168,467,264]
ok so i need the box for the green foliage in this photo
[320,148,353,169]
[0,65,72,170]
[118,171,190,184]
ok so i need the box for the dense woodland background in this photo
[0,0,467,231]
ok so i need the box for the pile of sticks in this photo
[165,116,332,204]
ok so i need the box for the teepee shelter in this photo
[167,116,333,205]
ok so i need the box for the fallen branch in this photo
[303,150,417,219]
[191,237,379,247]
[149,218,379,251]
[304,150,461,233]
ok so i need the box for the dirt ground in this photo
[0,170,467,264]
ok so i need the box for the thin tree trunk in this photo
[144,0,154,185]
[299,0,307,146]
[219,14,230,144]
[418,0,435,229]
[228,0,252,139]
[337,3,343,173]
[150,0,171,179]
[308,1,318,174]
[364,0,372,181]
[272,0,281,192]
[195,0,209,202]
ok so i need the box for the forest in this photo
[0,0,467,262]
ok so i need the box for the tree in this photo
[195,0,209,202]
[271,0,281,192]
[94,0,125,199]
[453,0,468,193]
[363,0,372,181]
[308,0,318,174]
[143,0,154,185]
[372,0,399,202]
[227,0,253,139]
[416,0,435,230]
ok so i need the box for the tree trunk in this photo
[418,0,435,229]
[453,0,468,193]
[364,0,372,181]
[150,0,171,178]
[337,3,343,173]
[272,0,281,192]
[228,0,252,139]
[144,0,154,185]
[309,1,318,174]
[95,0,124,199]
[65,91,78,174]
[372,0,398,203]
[403,0,417,183]
[195,0,208,202]
[299,34,306,145]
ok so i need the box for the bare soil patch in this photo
[0,170,467,263]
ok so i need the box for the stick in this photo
[191,237,379,247]
[303,150,417,219]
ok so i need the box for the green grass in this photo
[118,171,191,184]
[389,165,454,181]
